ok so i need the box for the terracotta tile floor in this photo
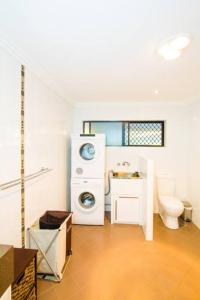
[38,214,200,300]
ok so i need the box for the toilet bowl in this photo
[159,196,184,229]
[157,177,184,229]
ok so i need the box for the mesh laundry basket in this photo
[28,211,72,282]
[39,211,71,230]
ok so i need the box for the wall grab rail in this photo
[0,168,52,191]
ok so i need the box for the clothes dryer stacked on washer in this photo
[71,134,105,225]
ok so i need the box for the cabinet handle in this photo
[115,200,117,220]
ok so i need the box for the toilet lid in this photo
[159,196,183,210]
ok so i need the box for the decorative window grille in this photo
[125,121,164,146]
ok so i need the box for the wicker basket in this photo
[27,287,36,300]
[12,258,35,300]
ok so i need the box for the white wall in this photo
[25,69,73,231]
[139,156,154,240]
[0,47,73,247]
[188,99,200,228]
[73,103,189,211]
[0,47,21,246]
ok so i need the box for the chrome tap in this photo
[122,161,130,167]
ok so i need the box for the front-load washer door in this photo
[75,191,98,213]
[79,192,95,209]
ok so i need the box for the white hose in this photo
[105,170,113,196]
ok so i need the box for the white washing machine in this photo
[71,134,105,179]
[71,178,104,225]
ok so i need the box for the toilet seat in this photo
[159,196,183,210]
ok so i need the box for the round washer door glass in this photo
[79,192,95,209]
[79,143,95,160]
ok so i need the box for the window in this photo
[125,121,164,146]
[83,121,164,147]
[83,121,123,146]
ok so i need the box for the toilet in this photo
[157,177,184,229]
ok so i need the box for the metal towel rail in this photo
[0,168,52,191]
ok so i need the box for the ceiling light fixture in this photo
[158,34,191,60]
[158,45,181,60]
[169,35,190,50]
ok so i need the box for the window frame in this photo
[83,120,165,147]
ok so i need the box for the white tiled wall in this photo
[0,48,21,246]
[25,69,73,232]
[0,47,73,246]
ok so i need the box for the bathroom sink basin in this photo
[112,172,140,179]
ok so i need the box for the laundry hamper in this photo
[28,211,72,282]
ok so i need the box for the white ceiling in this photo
[0,0,200,104]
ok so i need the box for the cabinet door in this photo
[115,197,140,224]
[111,179,142,196]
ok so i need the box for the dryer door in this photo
[79,143,95,161]
[71,137,105,178]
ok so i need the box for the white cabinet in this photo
[111,179,143,224]
[111,179,142,196]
